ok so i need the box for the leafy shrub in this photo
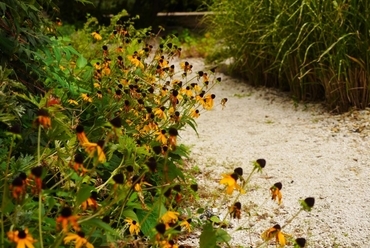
[0,10,224,247]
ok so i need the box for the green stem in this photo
[37,125,41,165]
[282,209,302,229]
[1,137,14,247]
[37,125,44,248]
[39,193,44,248]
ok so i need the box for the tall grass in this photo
[207,0,370,112]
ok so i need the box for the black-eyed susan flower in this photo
[180,61,192,73]
[182,86,193,98]
[170,90,179,109]
[35,108,51,129]
[10,176,26,201]
[112,173,124,190]
[81,192,98,211]
[219,172,244,195]
[127,54,144,69]
[168,127,178,149]
[7,228,36,248]
[300,197,315,211]
[56,207,80,232]
[29,166,43,194]
[294,238,307,247]
[156,130,167,145]
[155,223,167,241]
[261,224,286,247]
[203,94,215,110]
[102,45,109,57]
[270,182,282,205]
[76,125,89,145]
[96,91,102,99]
[125,218,140,235]
[190,109,200,118]
[81,93,92,103]
[82,140,106,163]
[180,218,192,233]
[63,231,94,248]
[254,158,266,171]
[229,202,242,219]
[190,184,198,192]
[155,106,167,120]
[161,211,179,225]
[221,98,228,109]
[91,31,102,40]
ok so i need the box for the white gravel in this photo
[179,58,370,247]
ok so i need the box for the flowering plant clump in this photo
[0,11,225,247]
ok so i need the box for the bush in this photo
[207,0,370,112]
[0,10,225,247]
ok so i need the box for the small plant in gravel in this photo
[0,11,227,248]
[197,159,315,247]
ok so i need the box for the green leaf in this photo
[216,229,231,243]
[76,185,94,205]
[122,209,138,222]
[83,218,117,234]
[167,160,185,181]
[76,56,87,68]
[200,223,217,248]
[210,216,221,223]
[53,46,62,63]
[136,202,167,237]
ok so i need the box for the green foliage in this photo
[207,0,370,112]
[0,10,224,247]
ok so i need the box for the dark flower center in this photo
[60,207,72,217]
[17,230,27,239]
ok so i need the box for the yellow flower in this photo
[91,31,102,40]
[68,99,79,106]
[7,228,36,248]
[81,93,92,103]
[127,55,144,69]
[190,109,200,118]
[83,141,106,163]
[270,182,282,205]
[219,173,244,195]
[35,108,51,129]
[56,207,80,232]
[125,218,140,235]
[64,231,94,248]
[154,107,167,120]
[161,211,179,224]
[203,94,216,110]
[261,224,286,247]
[156,130,167,145]
[180,218,192,233]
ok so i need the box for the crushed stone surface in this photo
[179,58,370,247]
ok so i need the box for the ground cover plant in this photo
[0,3,316,247]
[207,0,370,112]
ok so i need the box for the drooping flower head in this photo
[36,108,51,129]
[270,182,282,205]
[63,231,94,248]
[56,207,80,232]
[261,224,286,247]
[29,166,43,194]
[7,228,37,248]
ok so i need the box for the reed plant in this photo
[207,0,370,112]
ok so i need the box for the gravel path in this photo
[180,58,370,247]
